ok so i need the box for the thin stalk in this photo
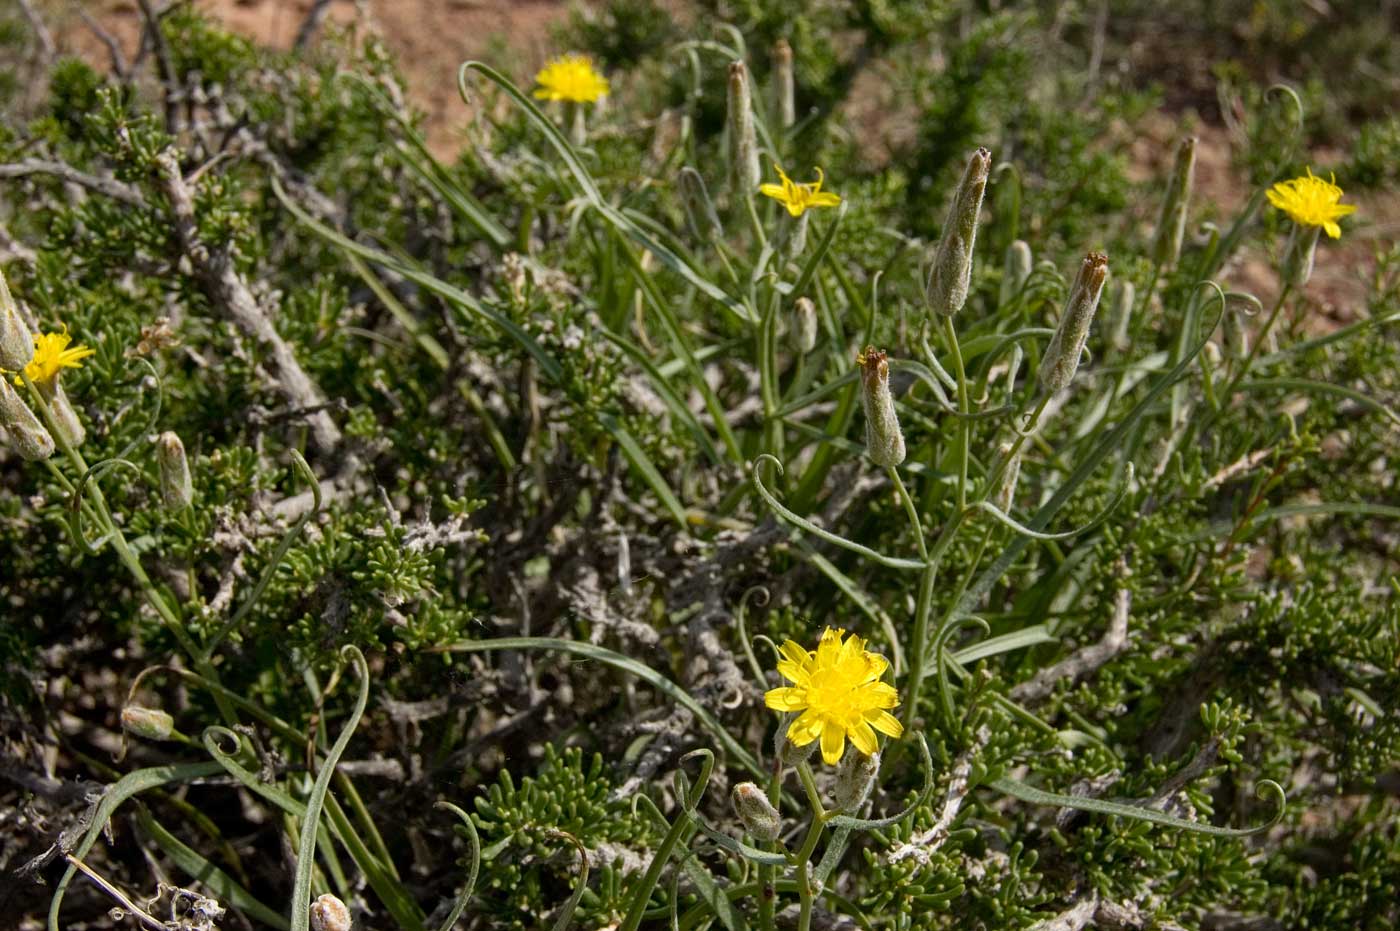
[1223,283,1293,399]
[888,467,929,562]
[942,317,972,509]
[793,762,829,931]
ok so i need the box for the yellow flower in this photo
[532,54,610,104]
[1266,168,1356,240]
[759,164,842,218]
[765,627,902,765]
[13,326,95,386]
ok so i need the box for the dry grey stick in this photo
[886,726,988,865]
[1011,585,1132,703]
[294,0,337,49]
[1029,895,1100,931]
[77,7,130,78]
[0,160,145,207]
[16,0,55,61]
[155,150,343,454]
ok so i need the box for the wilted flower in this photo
[532,54,609,104]
[1039,252,1109,393]
[764,627,902,765]
[760,164,841,218]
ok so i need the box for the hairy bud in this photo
[1040,252,1110,393]
[1282,224,1320,287]
[0,266,34,373]
[993,442,1023,513]
[156,431,194,510]
[121,705,174,741]
[727,61,760,195]
[774,716,816,767]
[677,167,723,242]
[310,893,352,931]
[1106,279,1136,354]
[832,750,880,813]
[999,239,1033,308]
[1222,305,1250,360]
[0,379,54,461]
[1151,136,1196,268]
[791,297,818,354]
[925,147,992,317]
[857,347,906,468]
[731,782,781,841]
[41,380,85,448]
[773,39,796,129]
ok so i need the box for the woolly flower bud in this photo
[121,705,174,741]
[1282,224,1320,287]
[1151,136,1196,269]
[678,167,723,242]
[1106,279,1136,354]
[993,442,1023,513]
[0,266,33,372]
[774,716,816,767]
[0,378,54,461]
[731,782,781,842]
[999,239,1033,308]
[791,297,818,354]
[857,347,905,468]
[773,39,796,129]
[832,749,879,813]
[1039,252,1109,394]
[1222,305,1250,360]
[925,147,992,317]
[41,380,84,448]
[726,61,760,195]
[156,431,194,510]
[310,893,352,931]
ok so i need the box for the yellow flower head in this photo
[1266,168,1356,240]
[765,627,902,765]
[759,164,842,218]
[14,326,95,386]
[532,54,610,104]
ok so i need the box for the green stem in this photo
[942,317,972,510]
[888,467,929,562]
[1224,283,1293,399]
[793,762,828,931]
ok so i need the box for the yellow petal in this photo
[850,720,879,756]
[759,183,787,200]
[780,640,811,668]
[808,192,841,208]
[776,659,809,684]
[1324,221,1341,239]
[862,653,889,682]
[820,721,845,765]
[863,682,900,709]
[865,709,903,738]
[789,709,823,745]
[764,687,808,712]
[781,200,805,218]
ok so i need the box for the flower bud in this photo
[1282,224,1320,287]
[677,167,723,242]
[925,147,992,317]
[1151,136,1196,269]
[993,442,1022,512]
[726,61,760,195]
[41,380,84,447]
[731,782,781,841]
[772,40,795,130]
[0,378,54,461]
[832,750,879,813]
[156,431,194,510]
[999,239,1032,308]
[1039,252,1109,394]
[791,297,818,354]
[774,716,816,767]
[0,266,34,373]
[1106,279,1136,354]
[121,705,174,741]
[857,347,905,468]
[1222,306,1249,360]
[309,893,352,931]
[782,211,809,257]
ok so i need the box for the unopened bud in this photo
[1222,306,1250,360]
[0,267,34,372]
[1106,279,1136,354]
[121,705,174,741]
[1282,224,1320,287]
[832,749,879,813]
[999,239,1033,307]
[791,297,818,354]
[41,380,84,447]
[857,347,905,468]
[0,379,54,461]
[1202,341,1222,368]
[309,893,352,931]
[156,431,194,510]
[774,716,816,767]
[726,61,760,195]
[782,211,809,257]
[731,782,781,841]
[1039,252,1109,393]
[993,442,1022,512]
[772,40,795,129]
[678,167,723,242]
[1151,136,1196,268]
[925,148,992,317]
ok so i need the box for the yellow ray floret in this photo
[1266,168,1356,240]
[765,627,902,765]
[13,326,95,386]
[759,164,842,218]
[532,54,610,104]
